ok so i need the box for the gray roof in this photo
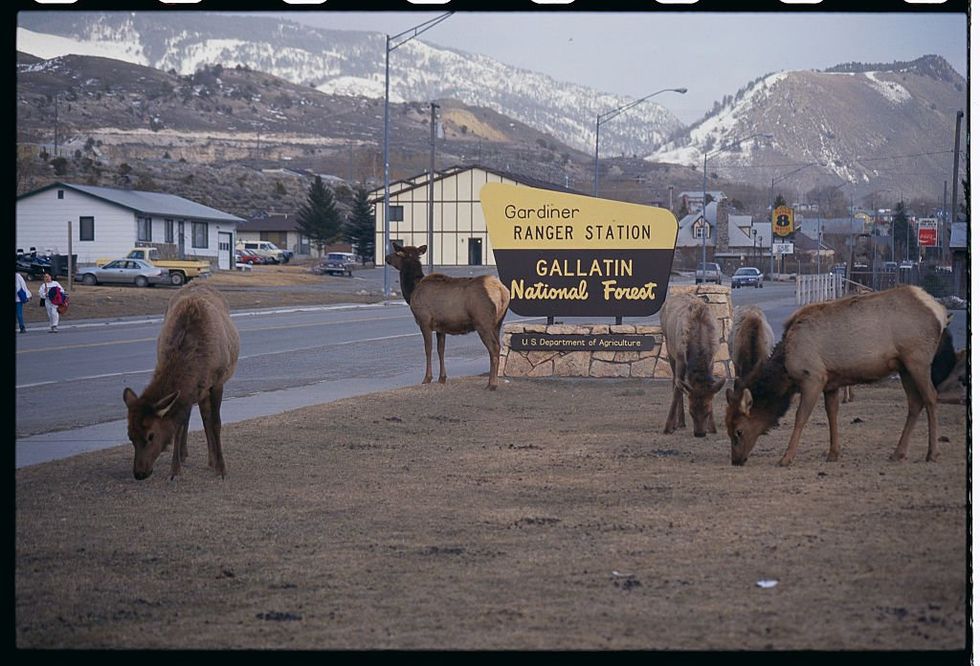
[27,182,245,223]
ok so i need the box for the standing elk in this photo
[123,282,240,480]
[729,304,775,379]
[385,242,511,390]
[660,292,727,437]
[725,285,957,466]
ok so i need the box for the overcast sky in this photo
[259,11,967,125]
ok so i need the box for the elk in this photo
[725,285,957,466]
[729,304,774,379]
[385,242,511,390]
[935,347,968,405]
[123,282,240,480]
[660,292,727,437]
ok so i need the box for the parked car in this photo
[238,240,287,264]
[899,260,916,270]
[731,266,764,288]
[883,261,898,272]
[695,262,722,285]
[236,249,265,265]
[76,258,169,288]
[314,252,357,277]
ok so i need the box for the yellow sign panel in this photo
[480,183,679,317]
[772,205,795,237]
[481,182,678,250]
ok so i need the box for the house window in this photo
[693,219,709,240]
[389,205,404,222]
[79,216,94,241]
[57,190,64,199]
[165,219,175,244]
[137,216,152,242]
[192,222,208,248]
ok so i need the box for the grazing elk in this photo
[935,347,968,405]
[660,292,727,437]
[385,242,511,390]
[725,285,957,466]
[123,282,240,480]
[729,304,775,379]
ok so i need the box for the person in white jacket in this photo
[37,271,64,333]
[15,271,31,333]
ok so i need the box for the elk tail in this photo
[931,327,957,388]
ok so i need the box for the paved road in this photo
[15,274,967,468]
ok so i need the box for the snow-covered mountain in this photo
[17,11,684,159]
[651,55,966,200]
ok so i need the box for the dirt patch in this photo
[20,262,380,324]
[15,378,968,650]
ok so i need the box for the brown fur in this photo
[123,282,240,480]
[729,304,775,379]
[725,285,951,466]
[385,242,510,390]
[936,348,968,404]
[660,292,726,437]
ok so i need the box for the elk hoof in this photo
[422,377,432,384]
[926,452,940,462]
[438,377,447,384]
[888,452,907,462]
[826,452,840,462]
[777,456,794,467]
[487,384,497,391]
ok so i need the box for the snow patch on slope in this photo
[864,72,911,104]
[17,27,148,65]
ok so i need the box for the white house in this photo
[16,182,246,269]
[369,165,579,267]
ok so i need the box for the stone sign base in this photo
[499,284,734,379]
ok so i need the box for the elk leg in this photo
[421,327,434,384]
[907,365,940,462]
[664,384,684,434]
[208,385,226,477]
[824,388,841,462]
[890,369,923,462]
[436,331,448,384]
[778,382,822,466]
[169,408,190,479]
[476,327,501,390]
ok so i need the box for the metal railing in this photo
[796,273,844,305]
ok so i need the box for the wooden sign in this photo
[480,183,678,317]
[772,205,795,237]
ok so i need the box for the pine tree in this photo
[342,186,376,265]
[296,176,341,255]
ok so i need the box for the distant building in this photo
[238,212,351,258]
[677,190,726,214]
[368,164,579,267]
[16,181,244,270]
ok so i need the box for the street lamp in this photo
[593,87,687,197]
[768,161,825,276]
[701,132,773,271]
[383,11,452,301]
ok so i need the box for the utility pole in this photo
[427,102,439,273]
[942,180,948,264]
[53,95,59,157]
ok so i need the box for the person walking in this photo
[15,271,31,333]
[37,271,64,333]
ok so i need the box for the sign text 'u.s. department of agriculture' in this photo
[480,183,678,317]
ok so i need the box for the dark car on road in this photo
[314,252,357,277]
[731,266,764,288]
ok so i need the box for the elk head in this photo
[385,242,426,271]
[680,375,726,437]
[123,388,181,480]
[725,386,768,465]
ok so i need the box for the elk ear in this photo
[711,376,726,394]
[153,391,180,418]
[123,387,139,408]
[739,388,753,416]
[391,241,404,253]
[417,245,427,256]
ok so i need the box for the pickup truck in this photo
[97,248,212,286]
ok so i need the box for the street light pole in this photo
[382,12,452,301]
[427,102,440,273]
[592,87,687,197]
